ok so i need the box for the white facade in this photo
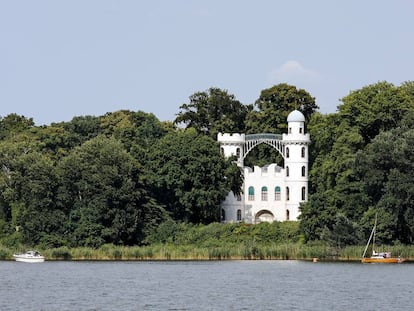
[218,110,310,223]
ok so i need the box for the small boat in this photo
[361,214,405,264]
[13,250,45,263]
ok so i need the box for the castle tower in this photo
[217,133,245,167]
[282,110,310,220]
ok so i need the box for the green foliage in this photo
[246,83,318,134]
[175,87,251,139]
[147,129,230,224]
[1,81,414,250]
[302,81,414,245]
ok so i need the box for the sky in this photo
[1,0,413,125]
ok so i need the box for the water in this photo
[0,260,413,310]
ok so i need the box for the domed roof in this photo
[287,110,305,122]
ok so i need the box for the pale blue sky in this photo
[1,0,413,125]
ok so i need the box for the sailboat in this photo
[361,214,405,263]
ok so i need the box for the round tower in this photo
[283,110,310,220]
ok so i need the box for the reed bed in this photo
[2,243,409,261]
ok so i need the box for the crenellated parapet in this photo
[217,132,246,143]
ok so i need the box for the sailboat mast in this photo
[372,214,377,254]
[362,213,378,258]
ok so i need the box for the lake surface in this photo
[0,260,413,310]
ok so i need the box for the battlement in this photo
[217,132,245,143]
[244,163,283,176]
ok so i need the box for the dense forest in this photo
[1,81,413,250]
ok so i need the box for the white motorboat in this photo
[13,250,45,263]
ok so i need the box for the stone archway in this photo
[255,210,274,223]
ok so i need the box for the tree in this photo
[301,81,414,244]
[58,136,167,247]
[175,87,251,139]
[0,114,34,139]
[246,83,318,134]
[338,81,413,144]
[147,128,232,224]
[355,114,414,243]
[5,151,63,246]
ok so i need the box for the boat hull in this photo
[13,251,45,263]
[361,257,405,264]
[13,256,44,263]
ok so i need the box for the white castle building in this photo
[218,110,310,223]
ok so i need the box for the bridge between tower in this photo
[243,133,285,160]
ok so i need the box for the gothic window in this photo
[286,166,289,177]
[248,186,255,201]
[286,187,290,201]
[302,186,306,201]
[301,147,305,158]
[261,186,268,201]
[237,209,242,221]
[274,186,281,201]
[302,166,306,177]
[286,147,290,158]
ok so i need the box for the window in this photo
[236,193,242,201]
[286,187,290,201]
[289,127,292,134]
[248,186,255,201]
[286,209,290,221]
[237,209,242,221]
[274,186,281,201]
[236,148,240,157]
[261,186,268,201]
[286,166,289,177]
[220,147,224,155]
[286,147,290,158]
[221,209,225,221]
[299,127,303,134]
[301,147,305,158]
[302,186,306,201]
[302,166,306,177]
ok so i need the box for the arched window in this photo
[221,209,225,221]
[299,127,303,134]
[237,209,242,221]
[286,147,290,158]
[236,148,240,157]
[302,166,306,177]
[302,186,306,201]
[301,147,305,158]
[286,209,290,221]
[261,186,268,201]
[274,186,281,201]
[286,187,290,201]
[286,166,289,177]
[248,186,255,201]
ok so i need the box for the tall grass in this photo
[2,220,414,261]
[2,243,414,261]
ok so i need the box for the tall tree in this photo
[147,128,234,224]
[246,83,318,134]
[58,136,166,247]
[175,87,251,139]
